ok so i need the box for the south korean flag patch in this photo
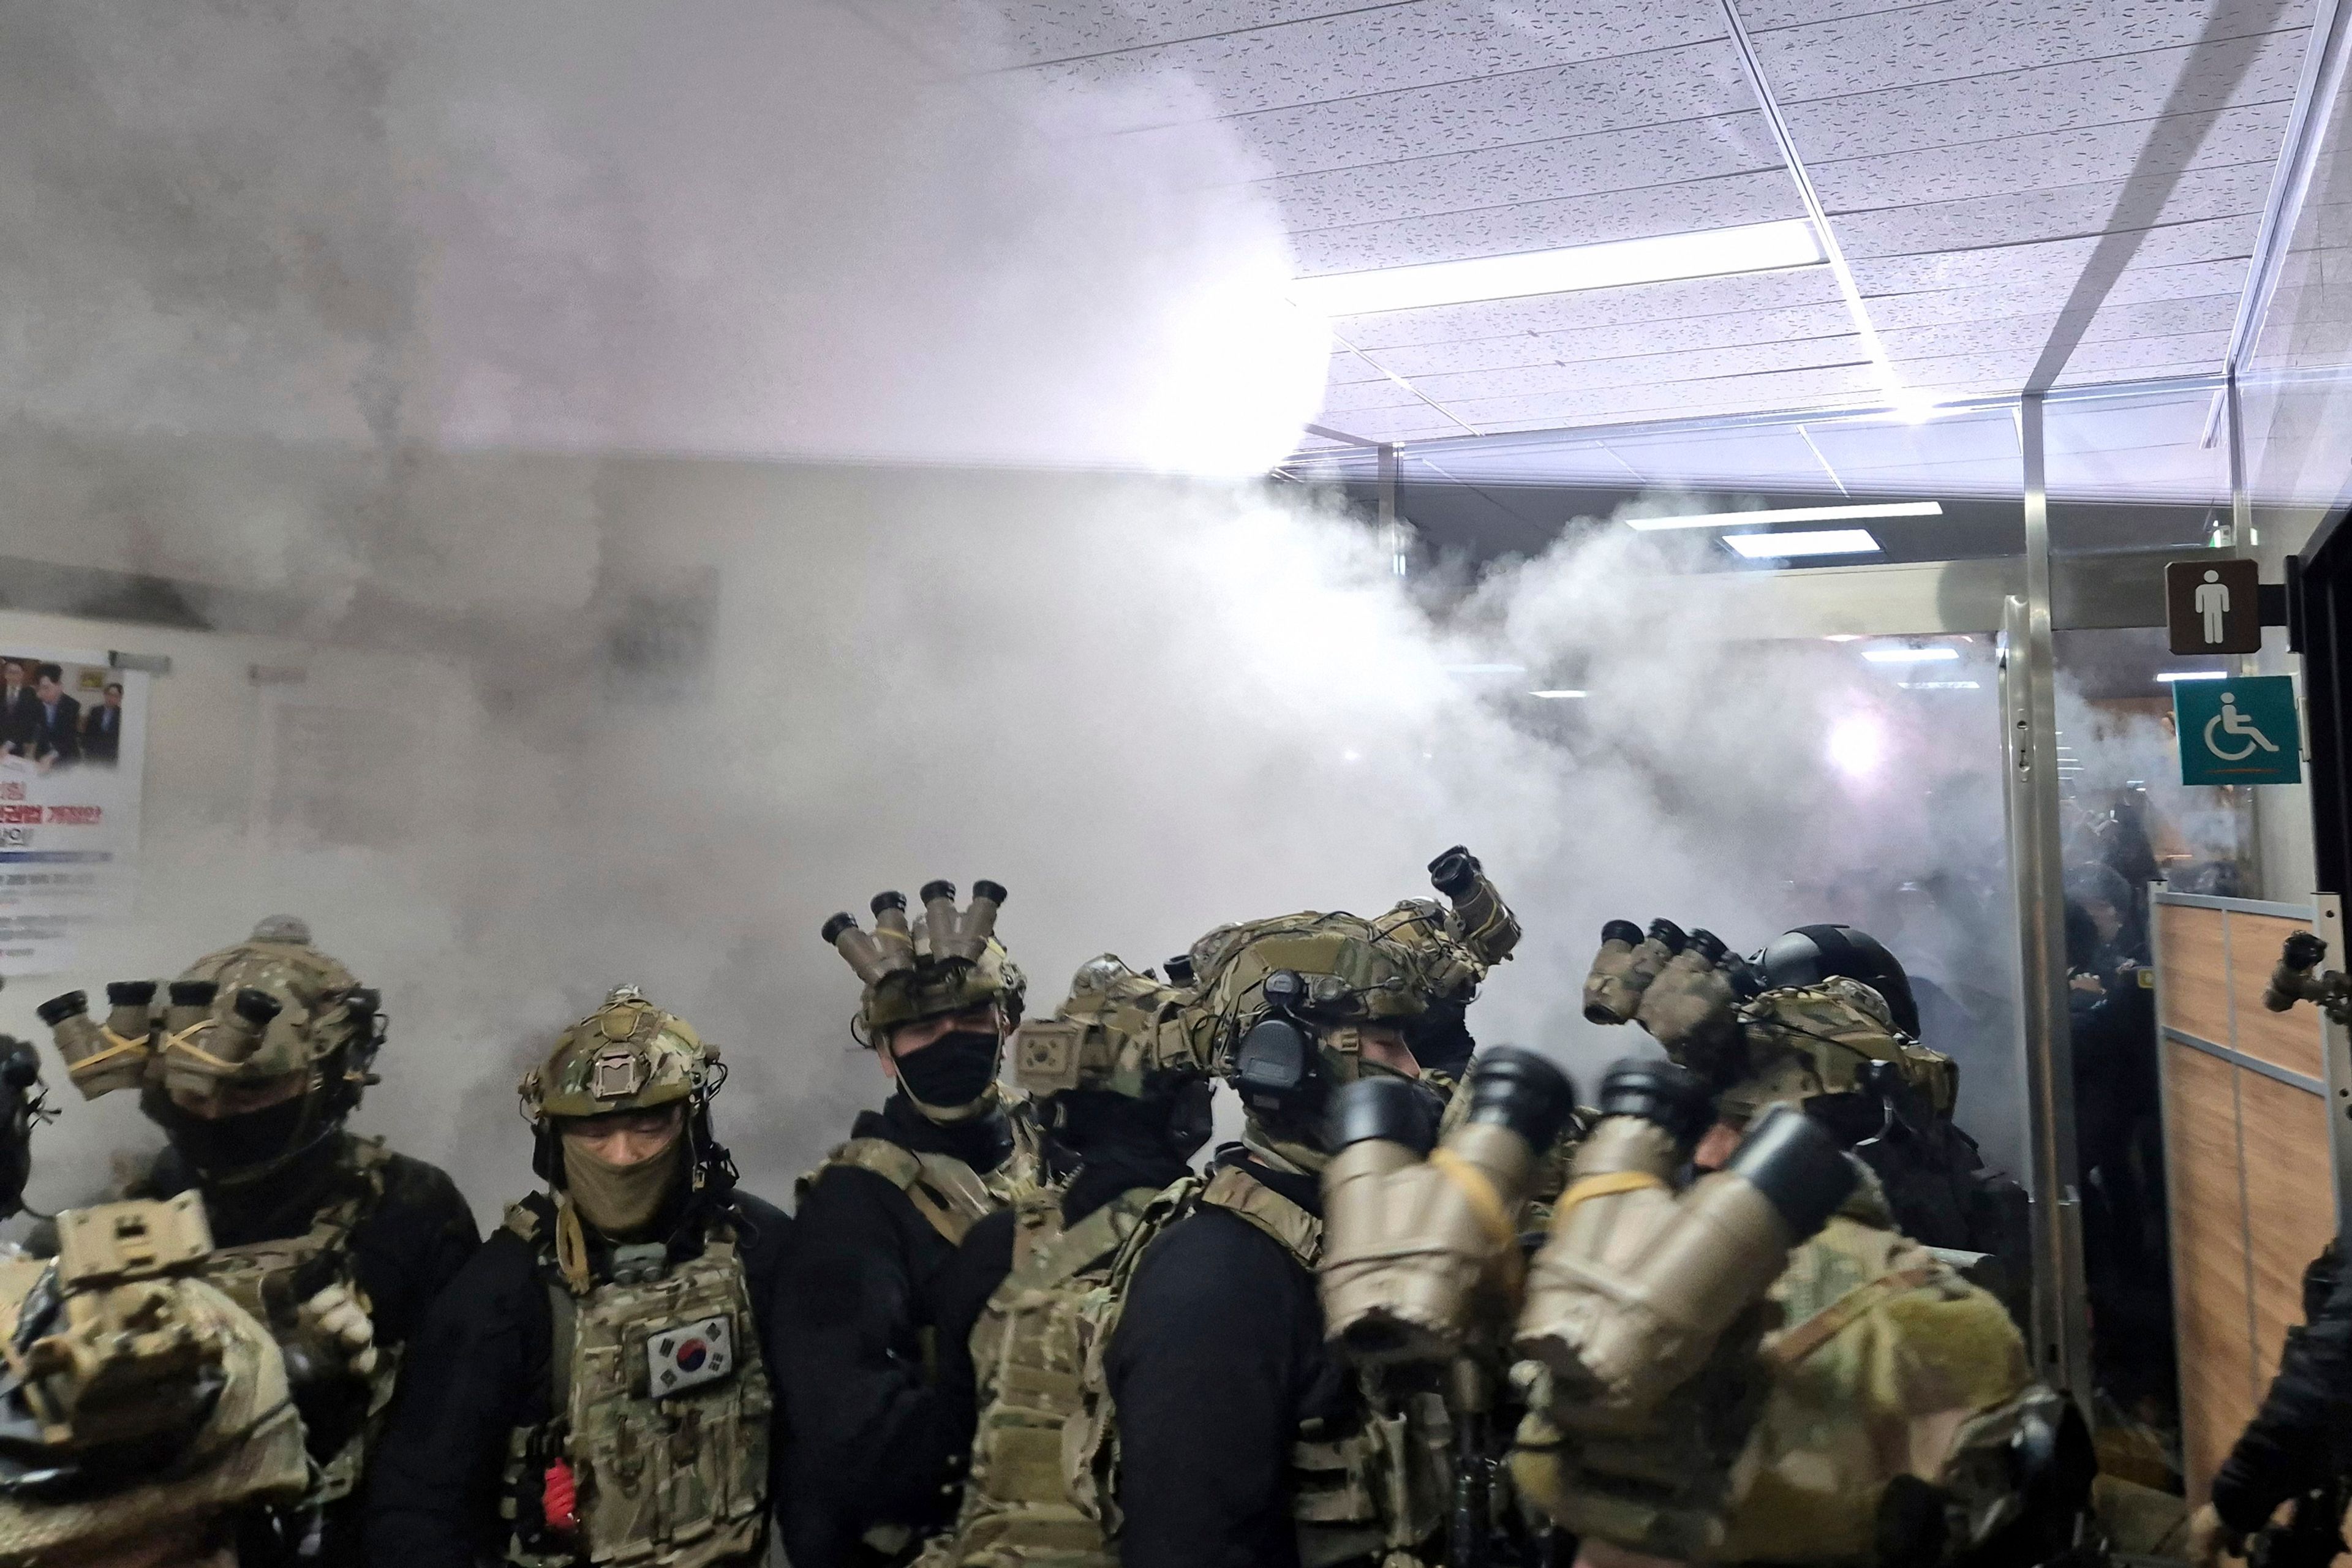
[647,1314,734,1396]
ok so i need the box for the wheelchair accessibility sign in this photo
[2174,674,2301,785]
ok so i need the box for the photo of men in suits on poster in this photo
[0,650,148,974]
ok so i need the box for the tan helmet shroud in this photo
[822,880,1027,1038]
[517,985,718,1125]
[43,916,372,1114]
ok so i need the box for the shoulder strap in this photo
[1003,1187,1158,1303]
[801,1136,997,1245]
[545,1277,577,1414]
[1199,1166,1323,1269]
[806,1136,926,1193]
[1763,1265,1943,1369]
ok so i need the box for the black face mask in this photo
[894,1030,1001,1113]
[142,1084,317,1180]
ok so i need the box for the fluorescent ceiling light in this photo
[1724,529,1880,560]
[1901,680,1983,690]
[1527,689,1588,699]
[1628,500,1943,533]
[1862,646,1959,664]
[2157,669,2228,682]
[1288,219,1825,317]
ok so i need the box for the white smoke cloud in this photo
[0,1,2045,1219]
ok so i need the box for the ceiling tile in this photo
[1600,424,1847,486]
[1325,349,1392,385]
[1363,300,1858,374]
[2062,330,2233,374]
[1406,336,1867,401]
[1877,293,2238,359]
[1016,0,1727,127]
[1777,31,2307,162]
[1262,112,1781,232]
[1318,407,1477,442]
[1861,257,2248,328]
[1832,160,2274,258]
[1196,40,1758,180]
[1849,215,2256,293]
[1752,0,2298,102]
[1809,102,2290,212]
[1334,265,1846,349]
[1441,360,1885,423]
[980,1,1390,65]
[1294,169,1805,273]
[1319,377,1433,414]
[1740,0,1940,31]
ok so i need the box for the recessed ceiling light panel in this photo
[1627,500,1943,532]
[1722,528,1880,559]
[1288,220,1825,317]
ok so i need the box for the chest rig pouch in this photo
[193,1137,396,1509]
[918,1184,1164,1568]
[507,1205,772,1568]
[1197,1167,1452,1568]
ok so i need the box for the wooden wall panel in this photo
[2241,1070,2339,1383]
[2168,1041,2255,1506]
[2160,903,2234,1045]
[2229,913,2326,1080]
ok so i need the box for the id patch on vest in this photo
[647,1313,734,1396]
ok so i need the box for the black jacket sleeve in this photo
[363,1229,546,1568]
[932,1205,1016,1484]
[2213,1244,2352,1534]
[1107,1210,1319,1568]
[354,1155,483,1351]
[775,1167,962,1567]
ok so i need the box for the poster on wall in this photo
[0,649,148,976]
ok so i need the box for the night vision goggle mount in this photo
[2265,930,2352,1028]
[37,978,382,1110]
[823,879,1007,984]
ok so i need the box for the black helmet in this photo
[1755,925,1919,1039]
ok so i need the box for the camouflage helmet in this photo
[1011,954,1206,1100]
[519,985,720,1123]
[44,916,385,1118]
[1717,977,1958,1128]
[823,880,1027,1040]
[1183,910,1427,1140]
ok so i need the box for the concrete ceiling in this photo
[925,0,2323,473]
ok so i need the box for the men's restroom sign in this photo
[2174,674,2301,785]
[2166,557,2262,654]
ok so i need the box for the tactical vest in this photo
[797,1104,1044,1247]
[1511,1202,2039,1566]
[914,1185,1163,1568]
[160,1136,399,1510]
[0,1198,312,1568]
[1188,1168,1450,1568]
[502,1199,773,1568]
[938,1164,1450,1568]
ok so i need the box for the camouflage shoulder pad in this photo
[502,1199,546,1243]
[814,1136,925,1192]
[1199,1166,1322,1269]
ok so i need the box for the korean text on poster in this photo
[0,650,148,976]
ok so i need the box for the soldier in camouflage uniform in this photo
[363,987,789,1568]
[0,1032,316,1568]
[1509,954,2088,1567]
[778,882,1044,1568]
[37,916,478,1564]
[1102,906,1463,1568]
[914,954,1216,1568]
